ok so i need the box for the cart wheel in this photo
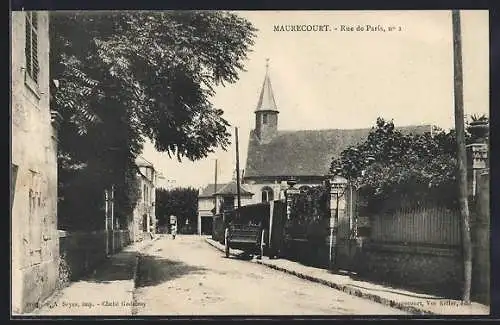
[224,228,230,258]
[260,229,266,258]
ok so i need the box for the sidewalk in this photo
[28,237,159,316]
[205,237,489,316]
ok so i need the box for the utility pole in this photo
[110,184,115,254]
[105,189,109,256]
[235,127,241,209]
[452,9,472,303]
[214,159,218,214]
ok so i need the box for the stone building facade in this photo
[130,156,157,241]
[197,184,225,235]
[11,11,59,313]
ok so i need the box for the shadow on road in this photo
[135,254,209,288]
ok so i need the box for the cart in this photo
[223,205,270,259]
[224,222,266,258]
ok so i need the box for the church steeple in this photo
[256,59,278,113]
[255,59,279,143]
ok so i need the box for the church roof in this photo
[255,60,278,112]
[214,180,254,197]
[244,125,432,178]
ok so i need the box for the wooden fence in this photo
[369,203,461,246]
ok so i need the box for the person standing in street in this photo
[170,215,177,239]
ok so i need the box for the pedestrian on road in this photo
[170,215,177,239]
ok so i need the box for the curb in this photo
[132,237,159,287]
[131,236,160,315]
[204,237,244,256]
[204,238,429,316]
[253,260,432,316]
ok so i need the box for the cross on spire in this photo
[255,57,278,113]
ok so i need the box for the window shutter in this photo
[25,14,32,77]
[24,12,39,84]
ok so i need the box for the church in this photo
[241,61,432,205]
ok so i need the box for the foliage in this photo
[330,118,461,212]
[155,187,199,230]
[466,114,489,143]
[469,114,488,123]
[50,11,256,161]
[51,11,256,230]
[288,186,329,240]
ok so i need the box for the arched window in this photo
[299,185,311,193]
[261,186,274,202]
[262,113,268,124]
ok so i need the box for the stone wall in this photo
[11,11,59,314]
[59,231,107,282]
[359,242,463,299]
[59,230,132,282]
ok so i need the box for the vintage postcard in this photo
[11,10,490,317]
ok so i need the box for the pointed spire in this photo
[255,58,278,112]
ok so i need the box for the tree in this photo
[50,11,256,160]
[51,11,256,230]
[330,118,460,212]
[156,187,199,233]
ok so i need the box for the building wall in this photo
[198,197,216,235]
[198,197,214,216]
[131,167,156,241]
[11,11,59,314]
[242,178,323,206]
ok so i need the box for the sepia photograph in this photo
[10,9,490,317]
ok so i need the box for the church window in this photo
[262,113,268,124]
[261,186,274,202]
[299,185,311,193]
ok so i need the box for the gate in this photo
[273,181,359,271]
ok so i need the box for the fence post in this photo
[269,201,274,248]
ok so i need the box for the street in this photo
[133,235,408,315]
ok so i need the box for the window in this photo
[299,185,311,193]
[223,197,235,212]
[25,12,39,84]
[262,113,268,124]
[261,187,274,202]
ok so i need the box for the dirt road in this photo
[133,235,408,315]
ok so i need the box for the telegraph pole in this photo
[452,9,472,303]
[214,159,218,213]
[235,127,242,209]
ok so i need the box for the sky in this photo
[143,10,489,190]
